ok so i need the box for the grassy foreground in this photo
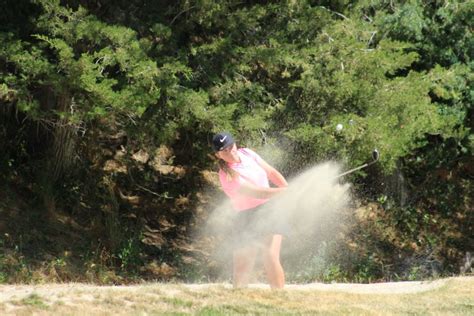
[0,277,472,315]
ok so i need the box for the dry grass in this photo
[0,277,472,315]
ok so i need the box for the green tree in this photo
[1,0,162,206]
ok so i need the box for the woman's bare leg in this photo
[262,234,285,289]
[233,246,258,288]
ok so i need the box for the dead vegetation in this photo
[0,277,472,315]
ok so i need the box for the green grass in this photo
[163,297,194,308]
[19,293,48,309]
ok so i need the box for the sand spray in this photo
[201,159,352,282]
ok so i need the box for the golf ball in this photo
[336,123,343,131]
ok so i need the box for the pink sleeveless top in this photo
[219,148,270,211]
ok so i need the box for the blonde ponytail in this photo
[218,159,239,181]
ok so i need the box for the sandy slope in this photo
[0,277,472,315]
[0,276,456,302]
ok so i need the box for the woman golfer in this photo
[212,131,288,289]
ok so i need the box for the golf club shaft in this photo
[335,161,376,178]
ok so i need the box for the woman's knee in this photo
[234,258,252,271]
[263,249,280,262]
[234,248,257,267]
[262,247,281,263]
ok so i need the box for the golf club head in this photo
[372,149,380,161]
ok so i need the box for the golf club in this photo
[335,149,380,178]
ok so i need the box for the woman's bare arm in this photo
[256,158,288,188]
